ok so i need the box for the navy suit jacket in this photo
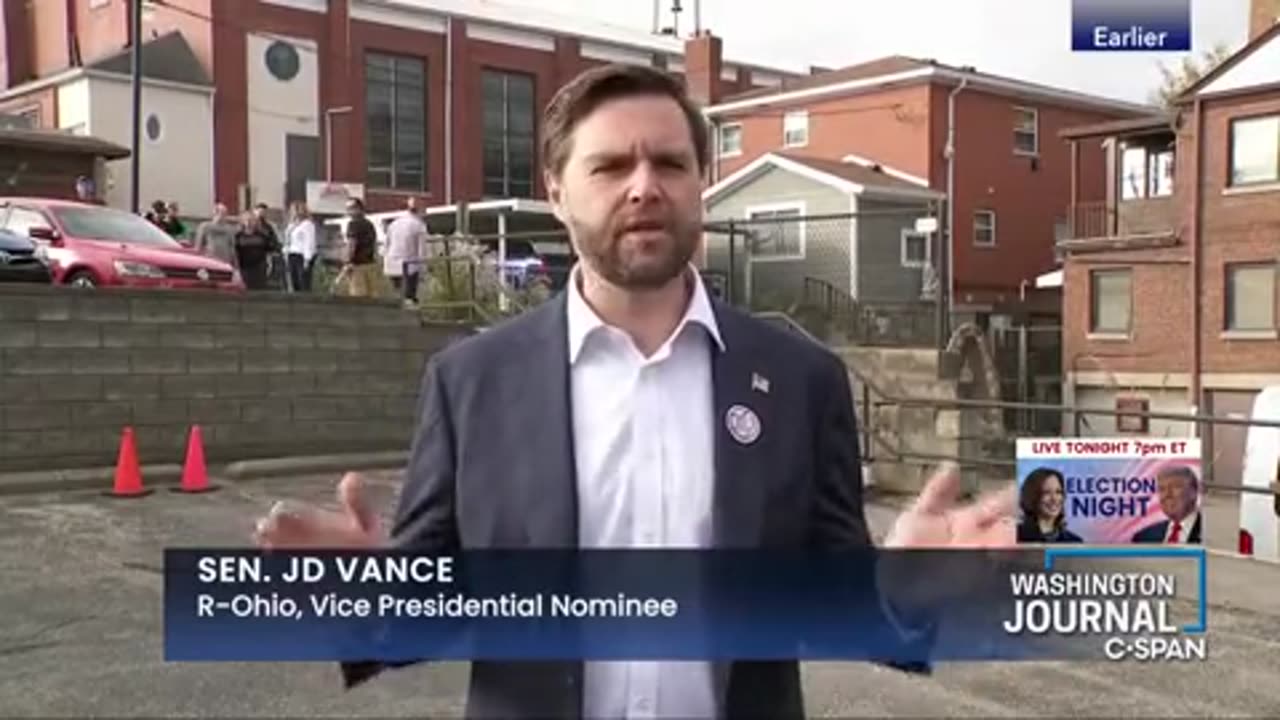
[340,292,929,719]
[1131,515,1202,544]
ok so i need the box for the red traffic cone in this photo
[106,427,152,498]
[174,425,218,494]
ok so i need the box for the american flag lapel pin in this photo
[751,372,770,394]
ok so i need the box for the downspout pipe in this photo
[445,15,454,204]
[945,77,969,332]
[1189,96,1204,431]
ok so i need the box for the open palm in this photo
[884,464,1017,549]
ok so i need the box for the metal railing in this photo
[1067,201,1116,239]
[760,310,1279,507]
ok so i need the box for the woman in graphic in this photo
[1017,467,1083,543]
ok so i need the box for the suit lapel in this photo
[517,294,579,548]
[711,304,770,548]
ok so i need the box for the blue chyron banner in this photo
[1072,0,1192,51]
[163,548,1208,663]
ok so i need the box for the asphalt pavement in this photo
[0,471,1276,718]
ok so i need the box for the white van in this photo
[1238,385,1280,561]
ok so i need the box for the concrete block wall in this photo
[0,286,469,473]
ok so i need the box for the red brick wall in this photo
[0,87,57,128]
[938,87,1123,298]
[1062,250,1191,375]
[75,0,128,66]
[1197,90,1280,374]
[29,0,71,78]
[715,83,935,181]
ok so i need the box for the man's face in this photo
[347,203,362,218]
[546,95,703,290]
[1157,472,1197,520]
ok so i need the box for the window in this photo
[482,69,536,198]
[745,204,804,259]
[783,111,808,147]
[973,209,995,246]
[1121,143,1174,199]
[900,229,930,267]
[3,207,53,236]
[1225,262,1276,331]
[1014,106,1038,155]
[1090,268,1132,334]
[719,123,742,157]
[1115,396,1150,433]
[1229,115,1280,187]
[365,52,426,191]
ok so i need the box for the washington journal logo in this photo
[1072,0,1192,51]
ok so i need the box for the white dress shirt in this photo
[285,220,316,262]
[384,212,427,277]
[567,265,723,720]
[1166,511,1199,543]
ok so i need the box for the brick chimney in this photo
[1250,0,1280,40]
[683,31,722,107]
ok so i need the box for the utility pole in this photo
[129,0,143,214]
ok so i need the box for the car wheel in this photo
[66,271,98,289]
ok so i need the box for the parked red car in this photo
[0,198,243,291]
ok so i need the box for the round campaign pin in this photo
[725,404,762,445]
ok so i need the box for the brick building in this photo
[1057,15,1280,484]
[696,48,1154,310]
[0,0,800,217]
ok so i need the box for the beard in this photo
[566,208,700,290]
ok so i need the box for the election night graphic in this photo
[1016,437,1204,545]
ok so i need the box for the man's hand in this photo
[253,472,386,549]
[883,463,1017,549]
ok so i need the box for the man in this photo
[383,197,428,306]
[194,202,240,269]
[235,203,280,291]
[342,198,380,297]
[254,64,1015,719]
[1132,465,1202,543]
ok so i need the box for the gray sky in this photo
[509,0,1251,104]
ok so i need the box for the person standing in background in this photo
[235,204,280,290]
[383,197,428,307]
[284,201,317,293]
[194,203,240,269]
[342,198,379,298]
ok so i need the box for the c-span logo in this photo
[1072,0,1191,52]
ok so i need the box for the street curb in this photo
[222,451,409,481]
[0,451,408,497]
[0,464,184,496]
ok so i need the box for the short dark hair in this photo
[541,64,709,179]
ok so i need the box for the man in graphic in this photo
[1132,465,1202,543]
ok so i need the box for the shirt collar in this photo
[566,263,724,364]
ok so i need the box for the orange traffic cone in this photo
[174,425,218,494]
[106,427,152,498]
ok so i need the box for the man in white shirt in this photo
[254,63,1015,719]
[384,197,428,307]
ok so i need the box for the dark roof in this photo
[1059,114,1177,140]
[718,54,1153,116]
[90,31,211,87]
[0,128,130,159]
[775,152,940,195]
[725,56,927,102]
